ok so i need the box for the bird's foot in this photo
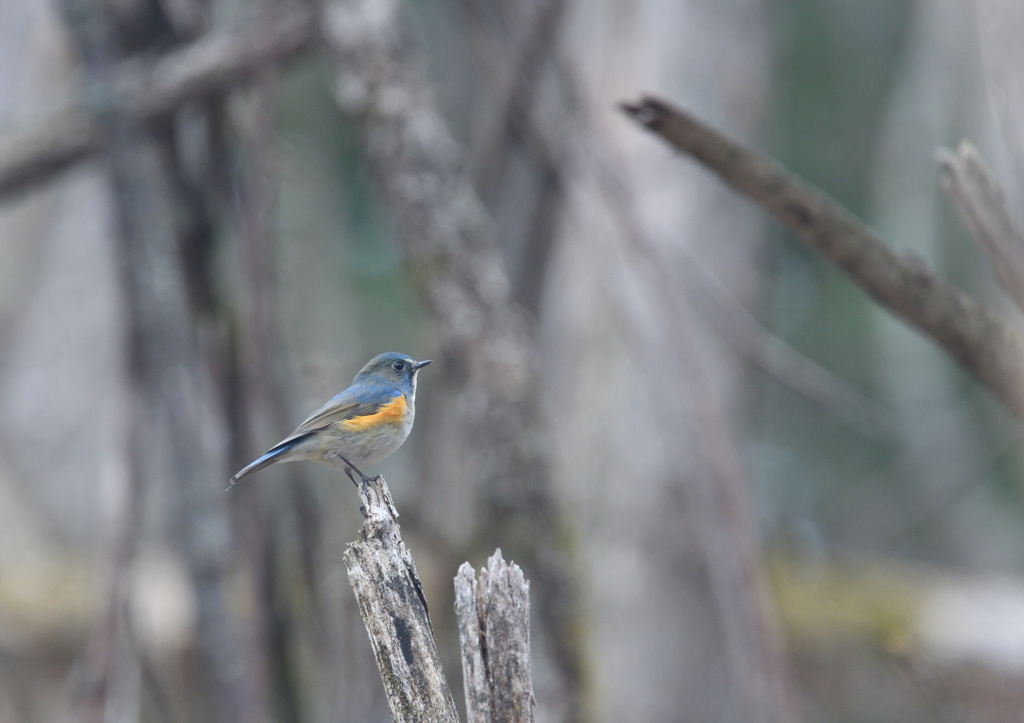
[340,456,378,492]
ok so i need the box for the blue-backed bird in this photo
[228,352,431,490]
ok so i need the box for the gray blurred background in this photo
[2,0,1024,721]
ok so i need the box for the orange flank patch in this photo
[340,395,407,431]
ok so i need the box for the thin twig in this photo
[937,140,1024,314]
[621,96,1024,421]
[590,159,895,439]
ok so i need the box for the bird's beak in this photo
[412,359,432,371]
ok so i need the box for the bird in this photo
[228,352,431,490]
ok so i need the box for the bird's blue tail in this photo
[226,439,302,491]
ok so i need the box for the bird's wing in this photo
[228,387,403,489]
[274,386,402,447]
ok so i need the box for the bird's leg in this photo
[339,456,378,492]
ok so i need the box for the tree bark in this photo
[344,477,460,723]
[455,551,535,723]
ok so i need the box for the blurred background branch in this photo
[622,97,1024,421]
[0,7,313,197]
[937,140,1024,314]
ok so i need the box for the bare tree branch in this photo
[0,7,314,198]
[455,551,535,723]
[621,96,1024,421]
[681,259,895,437]
[344,477,460,723]
[937,140,1024,314]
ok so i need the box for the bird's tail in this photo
[226,440,300,491]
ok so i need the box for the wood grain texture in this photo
[344,477,459,723]
[455,550,535,723]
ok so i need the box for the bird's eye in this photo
[392,361,405,371]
